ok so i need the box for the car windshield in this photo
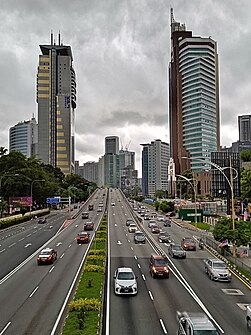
[154,259,167,266]
[213,262,226,269]
[194,331,219,334]
[135,233,144,237]
[184,239,194,243]
[118,272,134,280]
[130,224,136,227]
[40,250,51,255]
[173,245,182,250]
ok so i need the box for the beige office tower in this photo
[36,32,77,174]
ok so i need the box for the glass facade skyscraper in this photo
[169,9,220,174]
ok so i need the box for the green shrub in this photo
[69,298,101,312]
[88,249,105,255]
[84,264,104,273]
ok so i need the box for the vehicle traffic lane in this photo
[0,210,101,334]
[167,251,251,335]
[109,216,167,334]
[0,213,69,279]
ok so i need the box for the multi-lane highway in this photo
[106,189,251,335]
[0,188,251,334]
[0,189,107,335]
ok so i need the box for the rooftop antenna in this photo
[170,7,175,24]
[58,30,61,45]
[50,30,53,45]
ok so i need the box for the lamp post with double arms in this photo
[176,174,198,226]
[30,179,45,215]
[182,156,238,257]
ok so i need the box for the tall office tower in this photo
[169,8,220,174]
[105,136,119,154]
[119,149,138,190]
[103,136,120,187]
[9,117,38,157]
[238,115,251,141]
[141,140,170,197]
[36,32,77,174]
[78,161,98,184]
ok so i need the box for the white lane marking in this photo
[27,233,32,237]
[24,243,32,248]
[49,266,55,273]
[0,321,11,335]
[137,263,141,269]
[114,224,117,226]
[60,253,65,259]
[56,242,62,247]
[18,237,25,241]
[8,243,16,248]
[131,246,133,251]
[117,241,122,245]
[29,286,39,298]
[0,249,6,254]
[134,255,138,260]
[160,319,168,334]
[142,274,146,281]
[128,239,130,243]
[68,244,72,248]
[148,291,154,300]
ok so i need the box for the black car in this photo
[37,217,47,224]
[164,219,171,227]
[158,232,171,243]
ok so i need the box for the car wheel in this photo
[247,318,251,331]
[210,273,214,280]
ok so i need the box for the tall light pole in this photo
[182,156,237,257]
[30,179,45,215]
[177,174,198,226]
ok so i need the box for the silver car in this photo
[204,258,231,282]
[169,244,186,258]
[134,231,146,244]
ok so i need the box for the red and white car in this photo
[37,248,57,265]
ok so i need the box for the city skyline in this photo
[0,1,250,175]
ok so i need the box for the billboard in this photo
[9,197,32,207]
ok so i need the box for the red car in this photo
[37,248,57,265]
[76,231,90,244]
[84,221,94,231]
[181,237,196,251]
[151,224,160,234]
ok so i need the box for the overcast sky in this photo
[0,0,249,175]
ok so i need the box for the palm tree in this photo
[0,147,8,157]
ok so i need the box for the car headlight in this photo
[212,271,219,277]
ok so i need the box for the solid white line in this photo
[0,321,11,335]
[160,319,168,334]
[29,286,39,298]
[148,291,154,300]
[49,266,55,273]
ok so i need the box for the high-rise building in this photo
[9,117,38,157]
[103,136,120,188]
[141,139,170,197]
[105,136,119,155]
[169,8,220,174]
[79,161,98,184]
[36,32,77,174]
[119,149,138,191]
[238,115,251,141]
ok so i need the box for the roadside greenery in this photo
[62,215,107,335]
[213,217,251,246]
[0,150,96,217]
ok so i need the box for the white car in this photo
[114,267,138,295]
[128,223,137,233]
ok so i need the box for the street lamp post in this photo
[30,179,45,215]
[177,174,198,226]
[182,156,237,257]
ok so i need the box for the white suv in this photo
[114,267,138,295]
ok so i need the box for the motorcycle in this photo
[199,240,204,250]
